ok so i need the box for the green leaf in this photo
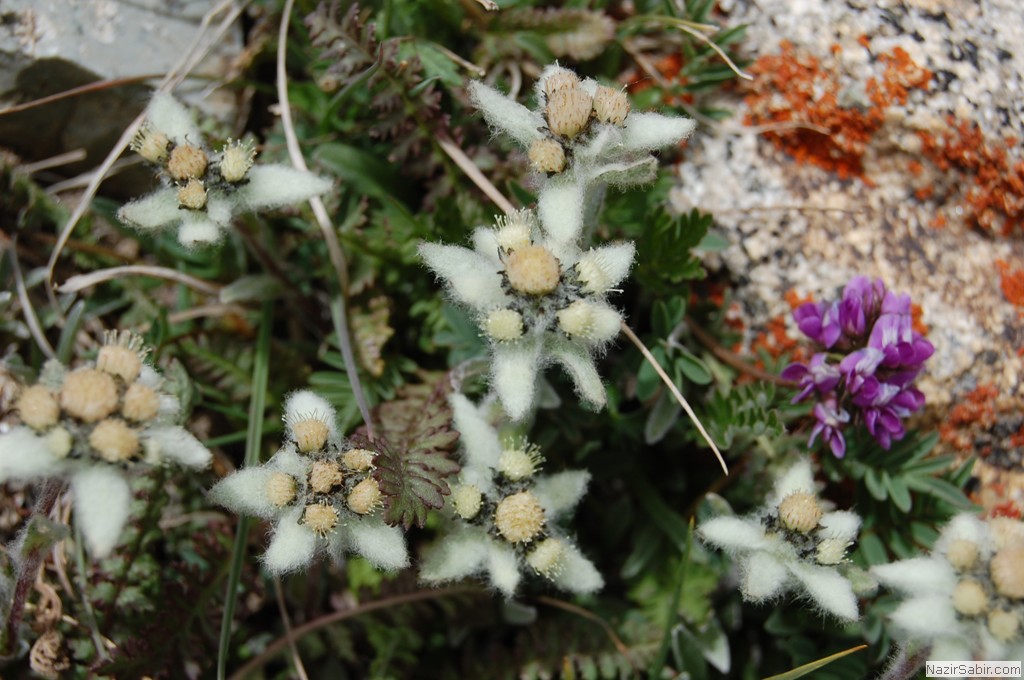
[761,645,868,680]
[315,142,416,204]
[904,475,972,510]
[218,275,283,304]
[365,379,461,528]
[645,391,682,445]
[856,532,888,566]
[864,469,887,502]
[674,346,713,385]
[884,473,912,513]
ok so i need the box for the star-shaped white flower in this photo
[872,514,1024,667]
[469,64,697,246]
[117,94,332,247]
[0,337,211,557]
[208,391,407,574]
[419,209,634,420]
[699,459,862,621]
[419,394,602,597]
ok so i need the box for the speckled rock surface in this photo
[671,0,1024,508]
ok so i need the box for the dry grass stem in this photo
[57,266,223,297]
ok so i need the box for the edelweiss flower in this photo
[469,64,696,248]
[118,94,332,247]
[872,514,1024,667]
[699,459,862,621]
[0,331,212,556]
[419,209,633,420]
[420,394,602,597]
[208,390,407,574]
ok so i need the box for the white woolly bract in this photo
[621,112,696,151]
[143,426,212,468]
[532,470,590,520]
[491,338,544,421]
[468,81,545,148]
[771,459,816,503]
[578,242,635,294]
[347,517,409,570]
[699,516,771,554]
[537,178,585,247]
[741,551,788,602]
[0,427,65,482]
[589,158,659,189]
[470,227,502,265]
[872,556,956,594]
[284,390,337,438]
[888,594,964,639]
[552,542,604,594]
[71,466,132,557]
[818,510,861,542]
[788,561,859,621]
[263,506,318,574]
[207,467,281,520]
[178,212,223,247]
[486,541,522,597]
[117,189,180,230]
[929,640,971,669]
[418,243,508,311]
[235,165,332,211]
[449,394,503,472]
[547,340,606,410]
[146,93,201,145]
[587,302,623,345]
[420,526,489,582]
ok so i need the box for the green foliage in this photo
[705,382,785,450]
[365,379,461,528]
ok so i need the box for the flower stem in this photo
[2,478,64,657]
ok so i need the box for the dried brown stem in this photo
[534,596,640,676]
[685,317,794,386]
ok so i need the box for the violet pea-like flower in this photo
[809,396,851,459]
[781,353,841,403]
[793,300,842,349]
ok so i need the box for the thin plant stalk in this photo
[216,300,273,680]
[649,518,693,677]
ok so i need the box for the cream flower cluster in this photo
[469,64,697,246]
[0,331,212,556]
[420,394,602,597]
[420,209,633,419]
[118,94,332,247]
[208,391,407,574]
[872,513,1024,665]
[699,460,862,621]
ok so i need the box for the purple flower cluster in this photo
[781,277,934,457]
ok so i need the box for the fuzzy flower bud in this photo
[89,418,140,463]
[291,418,330,453]
[557,300,611,342]
[96,345,143,384]
[60,368,118,423]
[167,144,208,181]
[946,539,979,571]
[528,138,566,174]
[177,179,208,210]
[778,492,823,533]
[544,71,581,97]
[592,85,630,126]
[347,477,382,515]
[526,538,564,577]
[545,86,592,139]
[494,491,545,543]
[988,609,1021,642]
[266,472,298,507]
[494,210,535,252]
[220,140,256,183]
[450,484,483,520]
[484,309,524,342]
[121,382,160,422]
[505,245,561,295]
[130,126,169,164]
[342,448,376,471]
[44,427,73,458]
[303,503,339,536]
[16,385,59,431]
[308,460,344,494]
[952,578,988,617]
[991,547,1024,599]
[498,444,541,481]
[575,252,615,295]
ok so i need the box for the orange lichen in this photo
[919,120,1024,236]
[996,260,1024,307]
[990,501,1022,520]
[939,383,999,452]
[744,41,931,181]
[784,289,815,310]
[910,303,929,336]
[750,314,802,361]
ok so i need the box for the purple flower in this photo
[781,353,841,403]
[809,396,850,458]
[784,276,934,457]
[794,300,841,349]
